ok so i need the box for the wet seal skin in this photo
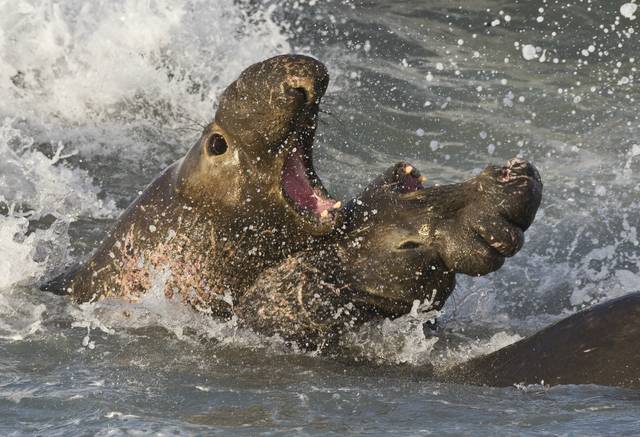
[442,292,640,388]
[236,158,543,350]
[42,55,342,315]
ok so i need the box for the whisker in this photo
[322,93,353,108]
[317,107,364,150]
[319,107,337,117]
[320,107,350,131]
[177,113,207,130]
[174,126,204,134]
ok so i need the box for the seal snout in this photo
[278,54,329,106]
[498,157,542,185]
[268,56,344,230]
[433,158,543,276]
[283,72,328,107]
[212,54,339,233]
[495,157,543,231]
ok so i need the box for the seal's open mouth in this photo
[282,146,340,222]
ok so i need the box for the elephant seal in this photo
[236,158,543,350]
[443,292,640,388]
[44,55,341,316]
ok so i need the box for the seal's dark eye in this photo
[207,133,228,156]
[398,241,421,250]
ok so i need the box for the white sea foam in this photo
[521,44,539,61]
[0,0,291,127]
[0,120,116,288]
[0,286,46,341]
[343,310,441,366]
[436,331,523,369]
[0,118,117,340]
[67,264,292,353]
[620,3,638,19]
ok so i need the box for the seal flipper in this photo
[40,264,81,296]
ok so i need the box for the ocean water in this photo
[1,0,640,435]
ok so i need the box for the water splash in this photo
[0,0,638,370]
[0,0,291,126]
[0,119,116,287]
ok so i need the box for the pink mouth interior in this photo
[282,148,336,217]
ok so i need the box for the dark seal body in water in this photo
[237,158,543,350]
[443,292,640,388]
[44,55,341,316]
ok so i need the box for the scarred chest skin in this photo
[67,161,297,316]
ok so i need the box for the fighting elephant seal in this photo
[236,158,543,350]
[44,54,341,316]
[443,292,640,388]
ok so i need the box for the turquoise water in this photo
[1,0,639,434]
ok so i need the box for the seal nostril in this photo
[398,241,421,250]
[285,86,310,105]
[504,158,542,184]
[295,87,309,103]
[499,167,511,183]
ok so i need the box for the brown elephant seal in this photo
[43,55,341,316]
[236,158,543,350]
[442,292,640,388]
